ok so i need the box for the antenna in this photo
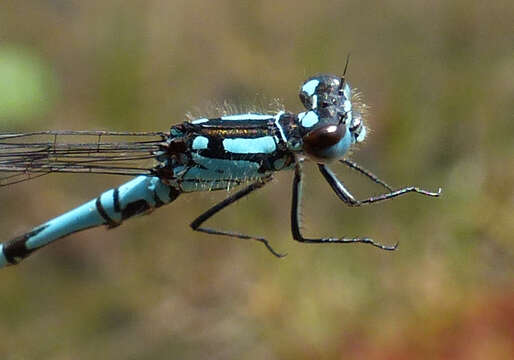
[340,53,351,87]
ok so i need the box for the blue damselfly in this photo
[0,71,441,267]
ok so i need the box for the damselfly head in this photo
[298,74,366,161]
[299,75,346,111]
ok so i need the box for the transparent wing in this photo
[0,130,169,186]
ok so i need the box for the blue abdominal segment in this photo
[0,176,180,267]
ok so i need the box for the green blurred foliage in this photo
[0,0,512,359]
[0,46,57,123]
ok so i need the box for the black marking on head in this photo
[2,225,48,264]
[299,75,343,111]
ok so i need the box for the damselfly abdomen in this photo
[0,72,441,267]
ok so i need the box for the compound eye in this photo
[302,124,346,158]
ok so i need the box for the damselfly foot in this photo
[294,236,398,251]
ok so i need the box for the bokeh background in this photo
[0,1,512,359]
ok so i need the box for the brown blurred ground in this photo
[0,1,512,359]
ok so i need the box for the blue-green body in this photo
[0,73,440,267]
[0,176,179,267]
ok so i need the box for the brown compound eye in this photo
[302,124,346,159]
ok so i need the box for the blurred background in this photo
[0,0,512,359]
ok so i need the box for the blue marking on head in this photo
[343,98,352,113]
[192,136,209,150]
[299,111,319,128]
[356,124,367,142]
[222,136,276,154]
[302,79,319,96]
[343,82,352,100]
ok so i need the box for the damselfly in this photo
[0,71,441,268]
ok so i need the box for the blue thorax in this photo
[152,74,367,192]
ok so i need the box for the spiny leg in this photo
[291,161,397,251]
[190,176,286,257]
[319,164,441,207]
[339,159,394,191]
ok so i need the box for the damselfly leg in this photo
[339,159,394,191]
[190,175,286,257]
[319,164,441,207]
[291,161,398,250]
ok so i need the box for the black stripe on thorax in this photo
[186,118,277,139]
[197,118,274,129]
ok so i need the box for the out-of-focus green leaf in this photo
[0,46,57,124]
